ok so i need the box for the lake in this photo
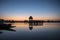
[0,22,60,40]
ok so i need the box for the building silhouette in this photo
[29,16,33,21]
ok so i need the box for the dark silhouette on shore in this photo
[0,27,16,34]
[0,19,16,34]
[0,25,16,34]
[0,24,16,34]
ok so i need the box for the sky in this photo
[0,0,60,20]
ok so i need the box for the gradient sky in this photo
[0,0,60,20]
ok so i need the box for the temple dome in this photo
[29,16,33,19]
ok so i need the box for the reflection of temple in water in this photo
[29,16,43,30]
[29,23,43,30]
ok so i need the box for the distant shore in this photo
[0,19,60,23]
[4,20,60,23]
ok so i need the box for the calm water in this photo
[0,23,60,40]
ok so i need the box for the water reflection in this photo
[29,22,33,30]
[0,24,16,34]
[0,31,3,34]
[29,22,43,30]
[0,22,60,40]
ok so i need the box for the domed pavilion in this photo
[29,16,33,21]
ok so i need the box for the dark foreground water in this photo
[0,23,60,40]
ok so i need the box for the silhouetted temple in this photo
[29,16,33,21]
[29,16,43,23]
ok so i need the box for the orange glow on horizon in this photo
[0,16,60,21]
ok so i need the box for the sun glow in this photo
[0,16,59,21]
